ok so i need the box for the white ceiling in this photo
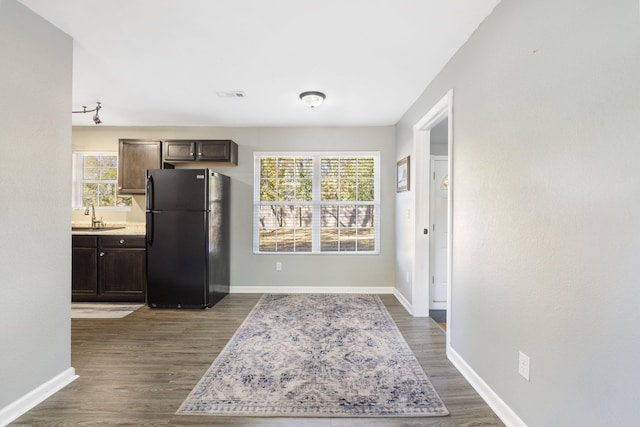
[18,0,500,127]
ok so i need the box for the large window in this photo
[72,152,132,209]
[254,152,380,254]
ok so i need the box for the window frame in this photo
[253,151,380,255]
[72,151,132,210]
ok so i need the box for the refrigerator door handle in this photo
[146,174,154,211]
[146,212,154,246]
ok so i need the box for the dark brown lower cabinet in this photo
[72,236,98,296]
[72,235,146,302]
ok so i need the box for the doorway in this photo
[411,90,453,348]
[429,154,448,328]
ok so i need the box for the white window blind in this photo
[253,152,380,254]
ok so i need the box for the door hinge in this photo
[432,276,435,284]
[433,171,436,180]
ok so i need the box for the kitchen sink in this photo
[72,226,126,231]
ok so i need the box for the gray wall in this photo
[0,0,73,410]
[430,118,448,155]
[396,0,640,425]
[72,126,396,289]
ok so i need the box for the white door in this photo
[429,156,448,310]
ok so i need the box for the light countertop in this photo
[71,223,146,236]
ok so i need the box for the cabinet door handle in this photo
[99,252,105,257]
[120,239,125,244]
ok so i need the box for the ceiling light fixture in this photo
[299,91,325,108]
[72,102,102,125]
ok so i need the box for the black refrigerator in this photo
[145,168,230,308]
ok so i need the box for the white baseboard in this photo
[0,367,78,427]
[447,347,527,427]
[392,288,413,315]
[230,286,395,295]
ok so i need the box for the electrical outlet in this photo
[276,262,282,271]
[518,351,530,381]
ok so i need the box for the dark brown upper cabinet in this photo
[118,139,162,194]
[162,140,238,166]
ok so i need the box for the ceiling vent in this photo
[217,91,245,98]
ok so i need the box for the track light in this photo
[72,102,102,125]
[92,103,102,124]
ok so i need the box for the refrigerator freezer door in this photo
[146,169,208,211]
[146,211,209,308]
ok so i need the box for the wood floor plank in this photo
[10,293,504,426]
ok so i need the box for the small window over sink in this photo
[72,152,132,209]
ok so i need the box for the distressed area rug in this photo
[177,294,449,417]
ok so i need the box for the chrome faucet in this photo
[84,203,103,228]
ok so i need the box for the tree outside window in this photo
[73,153,132,208]
[254,152,379,254]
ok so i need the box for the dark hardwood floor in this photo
[11,294,503,426]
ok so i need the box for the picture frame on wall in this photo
[397,156,410,192]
